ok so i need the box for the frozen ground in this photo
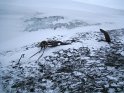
[0,0,124,93]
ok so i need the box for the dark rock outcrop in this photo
[100,29,111,43]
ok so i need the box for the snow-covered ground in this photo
[0,0,124,93]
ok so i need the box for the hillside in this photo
[0,0,124,93]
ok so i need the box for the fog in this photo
[73,0,124,10]
[0,0,124,43]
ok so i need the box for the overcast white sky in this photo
[73,0,124,10]
[0,0,124,10]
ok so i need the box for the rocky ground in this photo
[0,26,124,93]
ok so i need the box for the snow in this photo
[0,0,124,43]
[0,0,124,93]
